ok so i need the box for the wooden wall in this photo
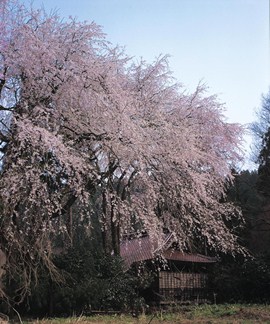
[158,271,209,302]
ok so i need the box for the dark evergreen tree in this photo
[211,170,270,303]
[257,128,270,197]
[250,91,270,161]
[227,170,262,249]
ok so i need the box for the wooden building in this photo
[120,235,216,304]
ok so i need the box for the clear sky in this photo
[24,0,269,168]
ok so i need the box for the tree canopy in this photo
[250,91,270,162]
[0,0,244,299]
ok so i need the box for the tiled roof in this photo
[120,236,217,268]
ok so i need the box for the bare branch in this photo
[0,105,14,111]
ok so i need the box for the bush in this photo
[13,238,153,316]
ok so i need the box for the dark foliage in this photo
[211,254,270,303]
[0,213,154,318]
[211,170,270,303]
[227,170,263,250]
[257,128,270,197]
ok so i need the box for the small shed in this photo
[120,235,216,304]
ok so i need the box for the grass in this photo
[18,304,270,324]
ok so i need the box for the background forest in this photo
[0,0,269,318]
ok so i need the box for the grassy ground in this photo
[14,304,270,324]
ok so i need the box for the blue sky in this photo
[25,0,269,167]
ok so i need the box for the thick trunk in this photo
[66,207,73,245]
[101,190,110,254]
[110,194,120,255]
[111,213,120,255]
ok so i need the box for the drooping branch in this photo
[0,0,245,304]
[61,124,108,142]
[50,194,78,220]
[0,130,9,143]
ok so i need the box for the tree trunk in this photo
[110,198,120,255]
[102,190,110,254]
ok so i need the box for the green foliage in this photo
[188,304,239,319]
[18,237,152,316]
[0,198,153,317]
